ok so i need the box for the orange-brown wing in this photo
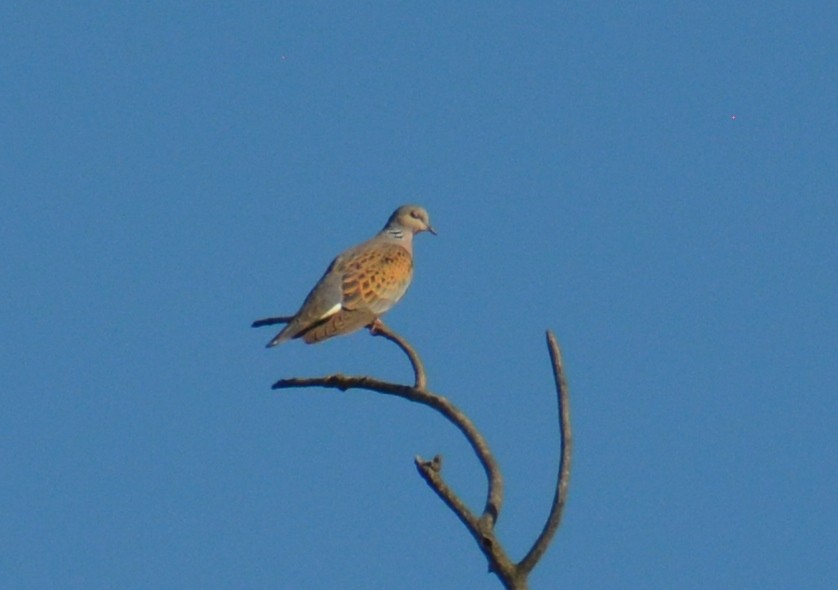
[339,243,413,314]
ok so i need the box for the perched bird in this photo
[263,204,435,346]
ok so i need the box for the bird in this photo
[262,204,435,346]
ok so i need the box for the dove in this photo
[263,205,435,346]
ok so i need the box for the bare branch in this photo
[368,320,428,390]
[264,325,572,590]
[416,456,521,588]
[414,455,479,534]
[272,371,503,523]
[516,330,573,575]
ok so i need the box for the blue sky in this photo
[2,2,836,588]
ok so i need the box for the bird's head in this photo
[388,204,436,236]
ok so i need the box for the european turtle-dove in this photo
[265,205,435,346]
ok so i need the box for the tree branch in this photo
[516,330,573,575]
[368,321,427,390]
[415,455,520,587]
[259,320,572,590]
[271,371,504,524]
[414,455,478,536]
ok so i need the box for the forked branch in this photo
[253,317,572,589]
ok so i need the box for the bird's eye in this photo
[410,210,420,219]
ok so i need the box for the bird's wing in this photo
[339,242,413,315]
[300,308,378,344]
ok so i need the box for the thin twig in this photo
[251,315,293,328]
[516,330,572,575]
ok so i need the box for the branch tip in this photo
[517,330,572,576]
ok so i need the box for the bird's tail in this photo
[266,328,292,348]
[251,315,295,347]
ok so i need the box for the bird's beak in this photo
[427,224,437,236]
